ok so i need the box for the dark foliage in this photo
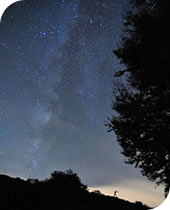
[107,0,170,196]
[0,171,149,210]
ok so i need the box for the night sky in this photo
[0,0,164,206]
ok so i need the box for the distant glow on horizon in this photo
[89,179,164,208]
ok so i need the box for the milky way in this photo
[0,0,163,206]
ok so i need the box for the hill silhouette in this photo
[0,170,149,210]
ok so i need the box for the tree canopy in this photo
[107,0,170,196]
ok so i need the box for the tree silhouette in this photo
[107,0,170,196]
[50,169,87,189]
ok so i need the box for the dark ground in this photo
[0,171,150,210]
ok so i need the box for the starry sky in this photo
[0,0,164,207]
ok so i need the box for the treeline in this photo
[0,170,149,210]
